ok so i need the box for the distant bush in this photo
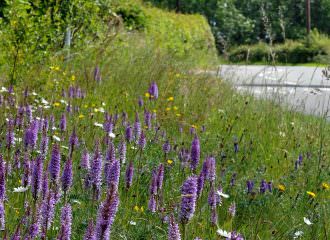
[228,30,330,64]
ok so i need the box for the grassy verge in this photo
[0,2,329,240]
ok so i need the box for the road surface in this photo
[217,65,330,117]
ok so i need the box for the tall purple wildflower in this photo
[125,161,134,190]
[57,204,72,240]
[260,179,267,194]
[118,140,126,164]
[150,170,158,195]
[60,114,67,132]
[40,131,49,156]
[180,176,197,224]
[31,155,43,201]
[95,185,119,240]
[196,171,205,197]
[91,143,102,197]
[0,201,4,231]
[206,156,216,182]
[144,110,152,129]
[246,180,254,194]
[6,117,15,149]
[41,190,56,234]
[125,124,133,142]
[163,140,171,154]
[228,202,236,217]
[148,81,159,100]
[42,172,49,200]
[190,136,200,171]
[156,164,164,191]
[69,128,79,149]
[148,194,157,213]
[138,96,144,107]
[84,221,96,240]
[107,160,120,190]
[48,144,61,182]
[168,215,181,240]
[138,131,146,150]
[81,149,90,170]
[61,159,73,194]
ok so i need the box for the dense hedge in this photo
[228,31,330,64]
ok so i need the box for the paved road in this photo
[217,65,330,117]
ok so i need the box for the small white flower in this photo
[217,190,230,199]
[129,221,136,226]
[0,87,8,92]
[41,98,49,105]
[279,131,286,137]
[61,145,69,150]
[98,107,105,113]
[5,118,9,122]
[102,102,106,106]
[131,146,137,150]
[94,122,103,128]
[52,126,57,130]
[60,99,68,105]
[32,91,38,96]
[53,135,61,142]
[303,217,312,225]
[109,132,116,138]
[36,117,41,120]
[72,199,81,205]
[13,186,29,193]
[216,229,231,238]
[43,105,50,109]
[294,231,303,239]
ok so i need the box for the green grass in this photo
[0,2,329,240]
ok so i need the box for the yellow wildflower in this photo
[15,210,19,215]
[176,113,181,117]
[175,73,181,78]
[84,104,88,108]
[167,159,173,165]
[145,92,150,98]
[191,124,197,129]
[94,108,99,113]
[140,206,144,212]
[167,96,174,101]
[278,184,286,192]
[322,182,329,190]
[306,191,316,198]
[134,205,139,212]
[166,107,171,111]
[173,106,178,111]
[78,114,84,119]
[53,102,60,107]
[71,75,76,81]
[153,109,157,113]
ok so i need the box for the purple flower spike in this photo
[144,110,152,129]
[190,136,200,171]
[180,176,197,224]
[61,159,73,193]
[118,140,126,164]
[156,164,164,191]
[31,155,43,201]
[57,204,72,240]
[228,202,236,217]
[134,113,141,142]
[0,156,5,202]
[60,114,67,132]
[138,96,144,107]
[150,170,158,195]
[148,194,157,213]
[49,144,61,182]
[91,143,102,195]
[138,131,146,150]
[69,128,79,148]
[148,81,159,100]
[6,117,15,149]
[208,186,217,208]
[196,171,205,197]
[163,140,171,154]
[168,215,181,240]
[22,153,31,187]
[41,190,56,233]
[260,179,267,194]
[81,149,90,170]
[107,160,120,191]
[246,180,254,194]
[125,124,133,142]
[125,161,134,190]
[84,221,96,240]
[95,185,119,240]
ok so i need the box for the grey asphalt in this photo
[216,65,330,117]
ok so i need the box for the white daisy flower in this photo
[129,221,136,226]
[0,87,8,92]
[216,229,231,238]
[13,186,29,193]
[94,122,103,128]
[53,135,61,142]
[303,217,312,225]
[109,132,116,138]
[41,98,49,105]
[294,231,303,239]
[217,190,230,199]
